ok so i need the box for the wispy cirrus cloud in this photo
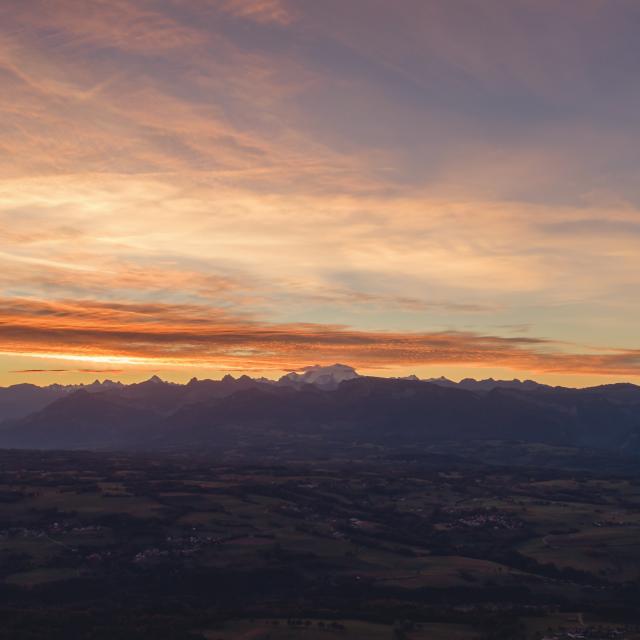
[1,1,205,54]
[220,0,294,25]
[1,1,640,384]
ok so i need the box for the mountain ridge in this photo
[1,368,639,456]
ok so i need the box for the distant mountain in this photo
[0,379,123,422]
[1,373,639,456]
[278,363,360,389]
[425,376,550,392]
[0,367,557,425]
[0,375,268,423]
[0,383,70,421]
[0,390,158,449]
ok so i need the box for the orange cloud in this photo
[1,296,639,377]
[3,1,204,54]
[10,368,123,374]
[220,0,294,25]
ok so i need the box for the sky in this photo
[1,0,640,387]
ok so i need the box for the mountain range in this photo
[1,364,639,457]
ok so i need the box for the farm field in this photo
[0,449,639,639]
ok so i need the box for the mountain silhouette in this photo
[1,370,639,456]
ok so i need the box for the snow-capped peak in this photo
[279,364,360,388]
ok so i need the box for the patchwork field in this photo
[1,449,639,639]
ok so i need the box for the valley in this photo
[1,449,639,639]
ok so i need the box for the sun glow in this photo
[0,351,154,367]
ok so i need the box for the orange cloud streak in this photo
[221,0,294,25]
[1,297,639,377]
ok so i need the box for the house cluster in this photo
[166,533,220,551]
[0,527,47,540]
[541,625,634,639]
[591,520,632,528]
[347,517,379,532]
[49,521,105,535]
[440,511,523,531]
[133,547,171,564]
[85,550,113,564]
[132,533,221,564]
[0,522,104,540]
[271,502,314,519]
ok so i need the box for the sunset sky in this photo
[1,0,640,386]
